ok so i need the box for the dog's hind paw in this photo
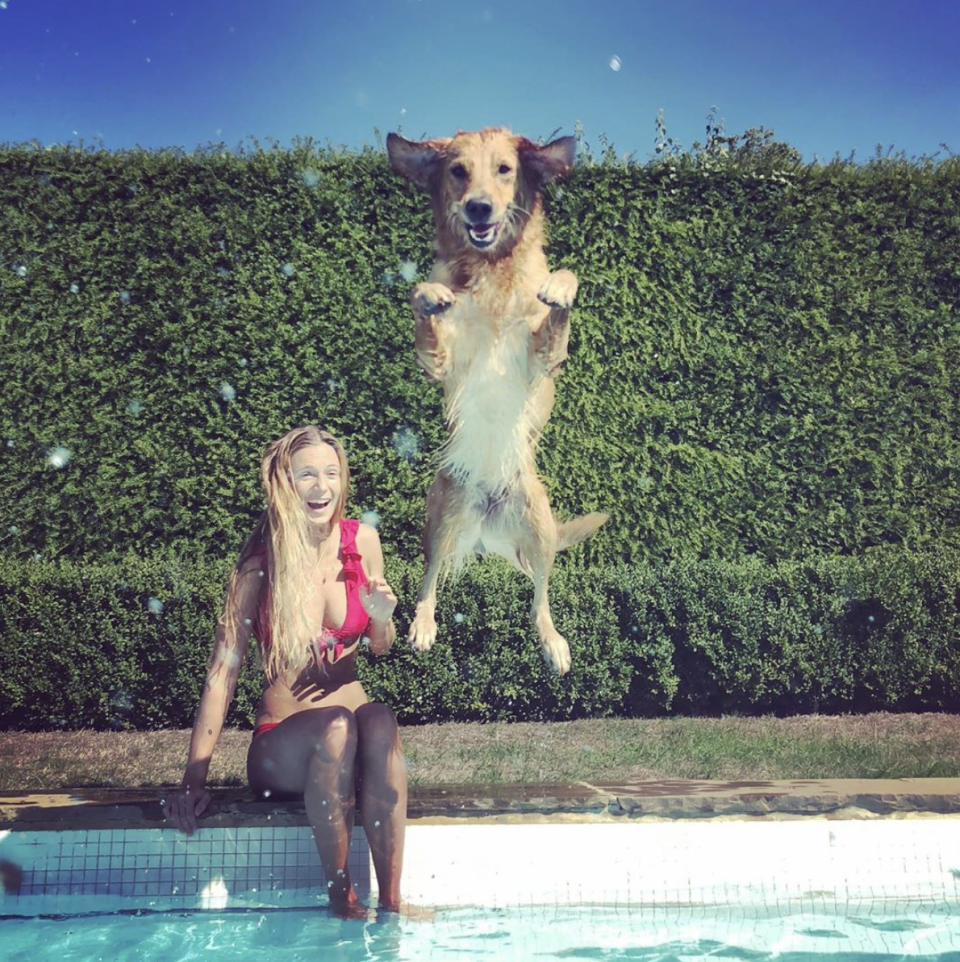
[540,632,572,676]
[408,605,438,653]
[537,270,578,310]
[412,282,456,318]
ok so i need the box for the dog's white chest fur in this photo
[438,290,546,492]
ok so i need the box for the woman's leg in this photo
[247,707,362,914]
[355,702,407,911]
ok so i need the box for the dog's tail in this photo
[557,512,609,551]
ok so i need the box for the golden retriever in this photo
[387,127,608,675]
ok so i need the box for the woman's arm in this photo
[357,523,397,655]
[164,555,263,833]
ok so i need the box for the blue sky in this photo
[1,0,957,162]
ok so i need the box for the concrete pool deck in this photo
[3,777,960,830]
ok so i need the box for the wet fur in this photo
[387,127,608,675]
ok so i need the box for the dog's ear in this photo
[387,133,447,188]
[517,136,576,185]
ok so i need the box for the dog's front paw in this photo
[540,631,571,676]
[408,602,439,653]
[537,270,578,310]
[412,282,456,318]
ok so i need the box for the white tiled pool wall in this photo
[2,819,960,916]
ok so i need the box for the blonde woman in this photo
[164,426,405,917]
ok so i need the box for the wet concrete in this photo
[2,778,960,831]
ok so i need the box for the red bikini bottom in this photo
[252,721,281,738]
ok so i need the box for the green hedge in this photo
[2,546,957,730]
[2,140,960,568]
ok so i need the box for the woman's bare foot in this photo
[328,886,370,920]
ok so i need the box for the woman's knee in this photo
[311,706,359,761]
[355,702,400,753]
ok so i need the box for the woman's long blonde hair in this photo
[219,426,351,682]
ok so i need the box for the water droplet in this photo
[360,509,381,529]
[381,270,395,287]
[69,282,80,294]
[9,525,19,534]
[609,54,622,71]
[281,263,295,277]
[127,399,142,416]
[336,869,345,876]
[217,267,231,279]
[300,169,320,188]
[321,799,327,806]
[147,597,164,614]
[392,426,420,462]
[244,617,252,626]
[6,439,13,447]
[258,570,265,577]
[454,612,465,624]
[238,357,248,367]
[399,260,417,282]
[46,446,71,469]
[15,265,27,278]
[374,820,381,828]
[119,289,131,304]
[262,789,272,798]
[219,381,236,401]
[328,880,334,888]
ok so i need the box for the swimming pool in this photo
[2,819,960,959]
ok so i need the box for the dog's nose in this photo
[464,198,493,223]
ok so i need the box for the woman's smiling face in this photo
[290,442,343,526]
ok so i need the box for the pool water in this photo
[4,904,959,962]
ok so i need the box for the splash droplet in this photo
[127,399,142,416]
[119,289,131,304]
[147,597,164,614]
[46,446,71,469]
[281,263,295,277]
[69,282,80,294]
[219,382,236,401]
[609,54,622,71]
[360,510,381,529]
[392,426,420,462]
[399,260,417,283]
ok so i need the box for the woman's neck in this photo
[307,519,337,551]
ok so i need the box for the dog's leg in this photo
[409,472,461,652]
[533,270,578,376]
[411,282,456,380]
[513,477,570,676]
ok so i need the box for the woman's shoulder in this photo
[352,519,382,550]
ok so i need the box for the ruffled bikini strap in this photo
[339,518,366,585]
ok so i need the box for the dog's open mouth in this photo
[466,221,501,248]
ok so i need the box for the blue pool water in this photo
[3,904,959,962]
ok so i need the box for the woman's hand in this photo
[360,577,397,625]
[162,785,212,836]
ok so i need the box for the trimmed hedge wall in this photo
[2,135,959,726]
[2,547,958,730]
[2,141,960,567]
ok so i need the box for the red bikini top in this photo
[253,518,369,663]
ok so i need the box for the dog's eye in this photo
[498,164,513,175]
[450,164,468,180]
